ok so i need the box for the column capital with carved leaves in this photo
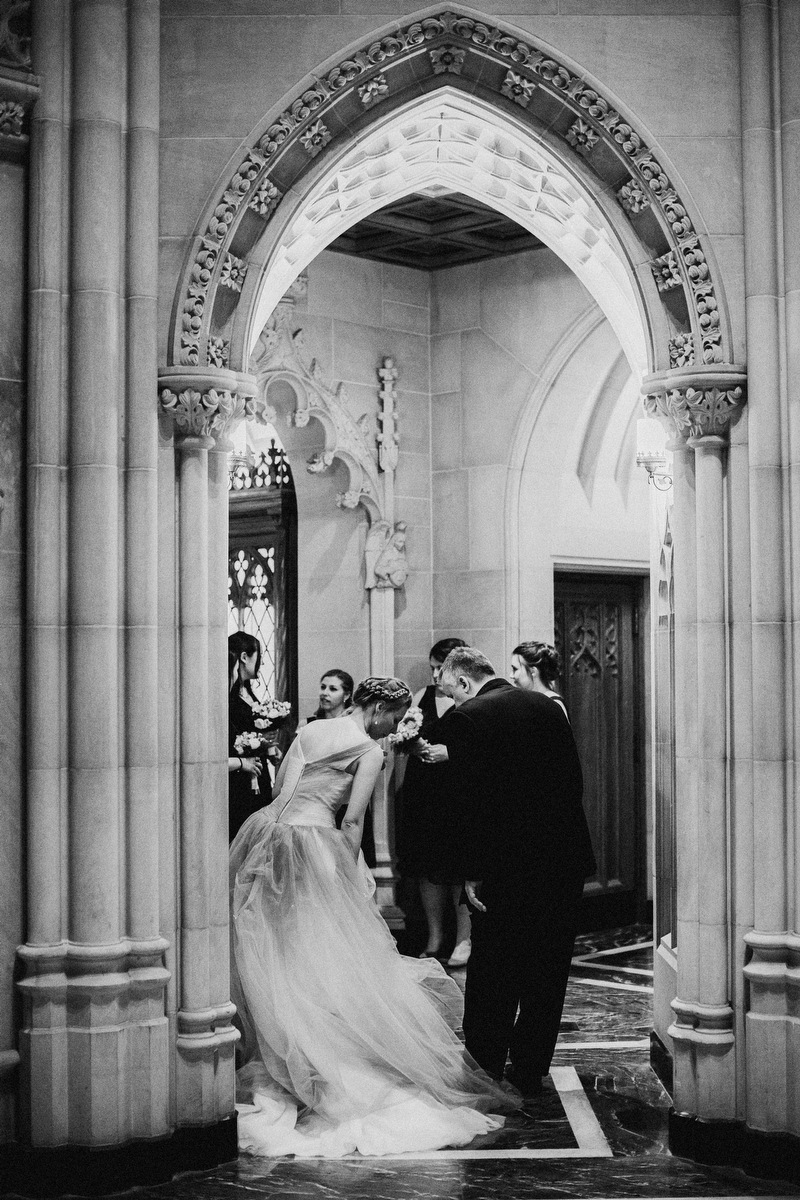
[641,364,747,447]
[158,367,270,451]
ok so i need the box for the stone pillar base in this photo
[669,1111,800,1186]
[0,1117,238,1198]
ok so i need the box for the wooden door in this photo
[554,573,647,929]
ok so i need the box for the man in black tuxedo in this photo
[419,646,595,1093]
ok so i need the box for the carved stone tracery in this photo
[248,304,381,517]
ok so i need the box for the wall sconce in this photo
[636,418,672,491]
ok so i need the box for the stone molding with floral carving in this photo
[651,250,682,293]
[359,73,389,106]
[207,336,230,368]
[220,252,247,292]
[158,368,264,447]
[642,367,746,443]
[299,119,332,156]
[668,332,693,369]
[565,117,599,156]
[249,177,281,217]
[429,44,465,74]
[501,69,535,108]
[169,8,733,375]
[616,178,650,215]
[0,96,22,135]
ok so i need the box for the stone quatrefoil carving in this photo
[169,8,732,378]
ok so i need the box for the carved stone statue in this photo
[365,520,408,590]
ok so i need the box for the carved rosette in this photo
[169,9,733,376]
[641,366,746,444]
[616,178,649,215]
[651,250,682,293]
[358,73,389,106]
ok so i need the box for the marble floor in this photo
[49,928,800,1199]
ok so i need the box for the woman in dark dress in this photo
[397,637,472,965]
[228,631,274,841]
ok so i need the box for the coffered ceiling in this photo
[327,192,544,272]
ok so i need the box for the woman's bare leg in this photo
[419,879,447,953]
[452,884,472,944]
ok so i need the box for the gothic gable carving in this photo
[248,306,382,518]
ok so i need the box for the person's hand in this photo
[465,881,486,912]
[240,757,262,777]
[415,740,449,764]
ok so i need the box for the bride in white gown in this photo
[230,676,519,1158]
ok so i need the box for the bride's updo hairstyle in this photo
[352,676,412,711]
[513,641,561,690]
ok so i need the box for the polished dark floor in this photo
[95,928,800,1197]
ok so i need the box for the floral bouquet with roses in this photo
[388,705,424,752]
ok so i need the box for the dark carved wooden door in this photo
[554,573,647,929]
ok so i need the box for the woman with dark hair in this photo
[398,637,472,966]
[230,676,517,1157]
[510,641,568,717]
[305,667,375,864]
[307,668,354,722]
[228,631,273,841]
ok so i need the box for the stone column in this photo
[158,372,264,1126]
[206,384,258,1118]
[19,0,170,1151]
[644,368,744,1122]
[739,0,793,1136]
[125,0,170,1139]
[19,0,69,1145]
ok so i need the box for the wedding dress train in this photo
[230,716,518,1157]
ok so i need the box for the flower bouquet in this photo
[252,698,292,731]
[234,730,270,793]
[388,705,424,752]
[235,698,292,793]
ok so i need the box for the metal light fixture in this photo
[636,418,673,491]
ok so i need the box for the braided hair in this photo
[513,641,561,691]
[352,676,412,710]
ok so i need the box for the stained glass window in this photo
[228,545,278,701]
[228,436,297,711]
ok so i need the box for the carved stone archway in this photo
[156,4,747,1153]
[165,4,735,385]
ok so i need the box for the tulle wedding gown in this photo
[230,716,517,1157]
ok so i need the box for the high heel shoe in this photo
[447,939,471,967]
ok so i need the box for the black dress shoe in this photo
[505,1067,545,1096]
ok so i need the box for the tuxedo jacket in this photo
[437,678,596,884]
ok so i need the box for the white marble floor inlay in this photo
[568,976,654,995]
[348,1066,614,1160]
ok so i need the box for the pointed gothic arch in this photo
[165,3,736,387]
[154,7,749,1158]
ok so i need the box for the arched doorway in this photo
[154,0,744,1155]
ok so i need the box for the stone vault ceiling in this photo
[327,191,544,271]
